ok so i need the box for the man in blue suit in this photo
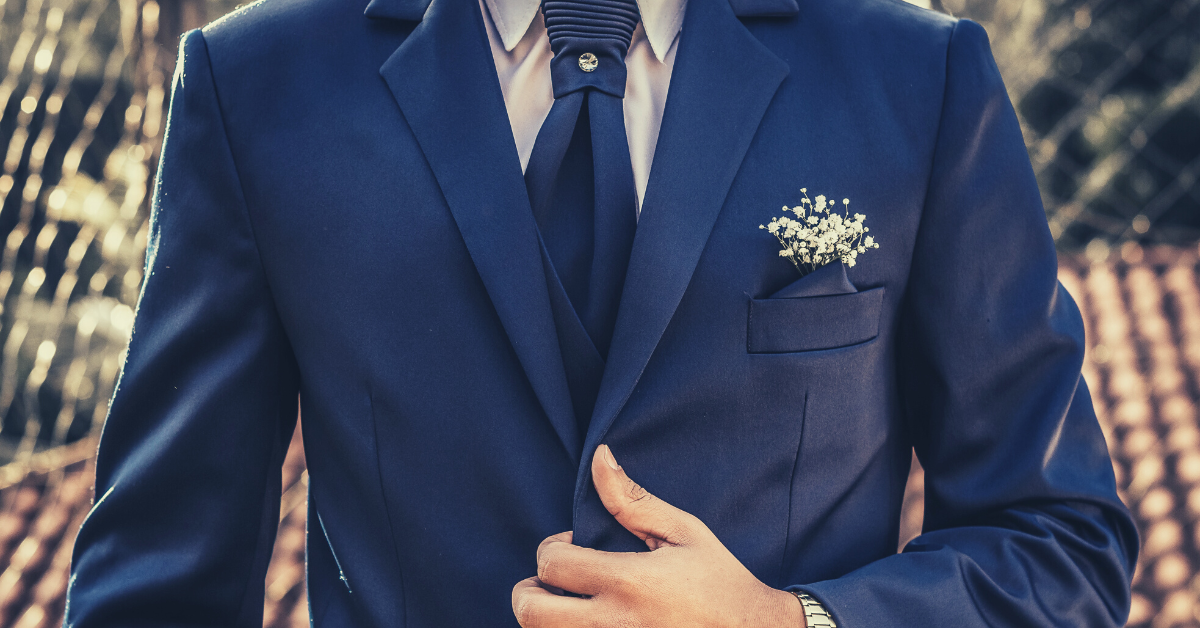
[64,0,1138,624]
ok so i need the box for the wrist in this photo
[765,587,807,627]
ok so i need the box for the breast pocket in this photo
[747,287,885,353]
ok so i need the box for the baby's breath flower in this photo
[761,188,880,275]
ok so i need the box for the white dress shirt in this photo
[480,0,687,214]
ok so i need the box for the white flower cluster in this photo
[759,188,879,275]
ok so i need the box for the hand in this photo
[512,445,806,627]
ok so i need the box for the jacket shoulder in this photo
[754,0,958,59]
[198,0,373,71]
[842,0,958,36]
[813,0,958,43]
[749,0,965,98]
[202,0,367,39]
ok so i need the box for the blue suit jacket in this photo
[65,0,1139,625]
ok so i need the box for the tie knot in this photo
[543,0,640,99]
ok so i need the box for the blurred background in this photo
[0,0,1197,625]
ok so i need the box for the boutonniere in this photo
[759,188,879,276]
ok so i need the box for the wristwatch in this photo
[791,591,838,628]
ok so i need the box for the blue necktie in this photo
[526,0,640,430]
[526,0,639,360]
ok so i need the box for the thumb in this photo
[591,444,702,549]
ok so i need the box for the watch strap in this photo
[791,591,838,628]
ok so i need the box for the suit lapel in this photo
[377,0,581,463]
[578,0,789,491]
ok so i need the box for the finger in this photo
[511,577,591,628]
[537,531,637,595]
[591,444,700,549]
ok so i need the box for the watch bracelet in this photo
[791,591,838,628]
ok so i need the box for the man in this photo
[64,0,1139,623]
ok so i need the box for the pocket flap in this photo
[748,287,884,353]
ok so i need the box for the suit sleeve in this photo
[64,29,301,627]
[794,19,1139,627]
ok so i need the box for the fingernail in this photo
[601,445,620,470]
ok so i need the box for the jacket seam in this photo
[191,28,298,625]
[894,17,960,455]
[746,297,754,353]
[369,389,411,627]
[778,390,808,584]
[193,29,290,335]
[904,17,959,301]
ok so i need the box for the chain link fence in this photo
[933,0,1200,253]
[0,0,162,473]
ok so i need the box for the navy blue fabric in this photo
[767,260,857,298]
[526,0,639,371]
[748,288,883,353]
[63,0,1138,626]
[541,239,606,438]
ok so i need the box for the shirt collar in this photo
[483,0,686,62]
